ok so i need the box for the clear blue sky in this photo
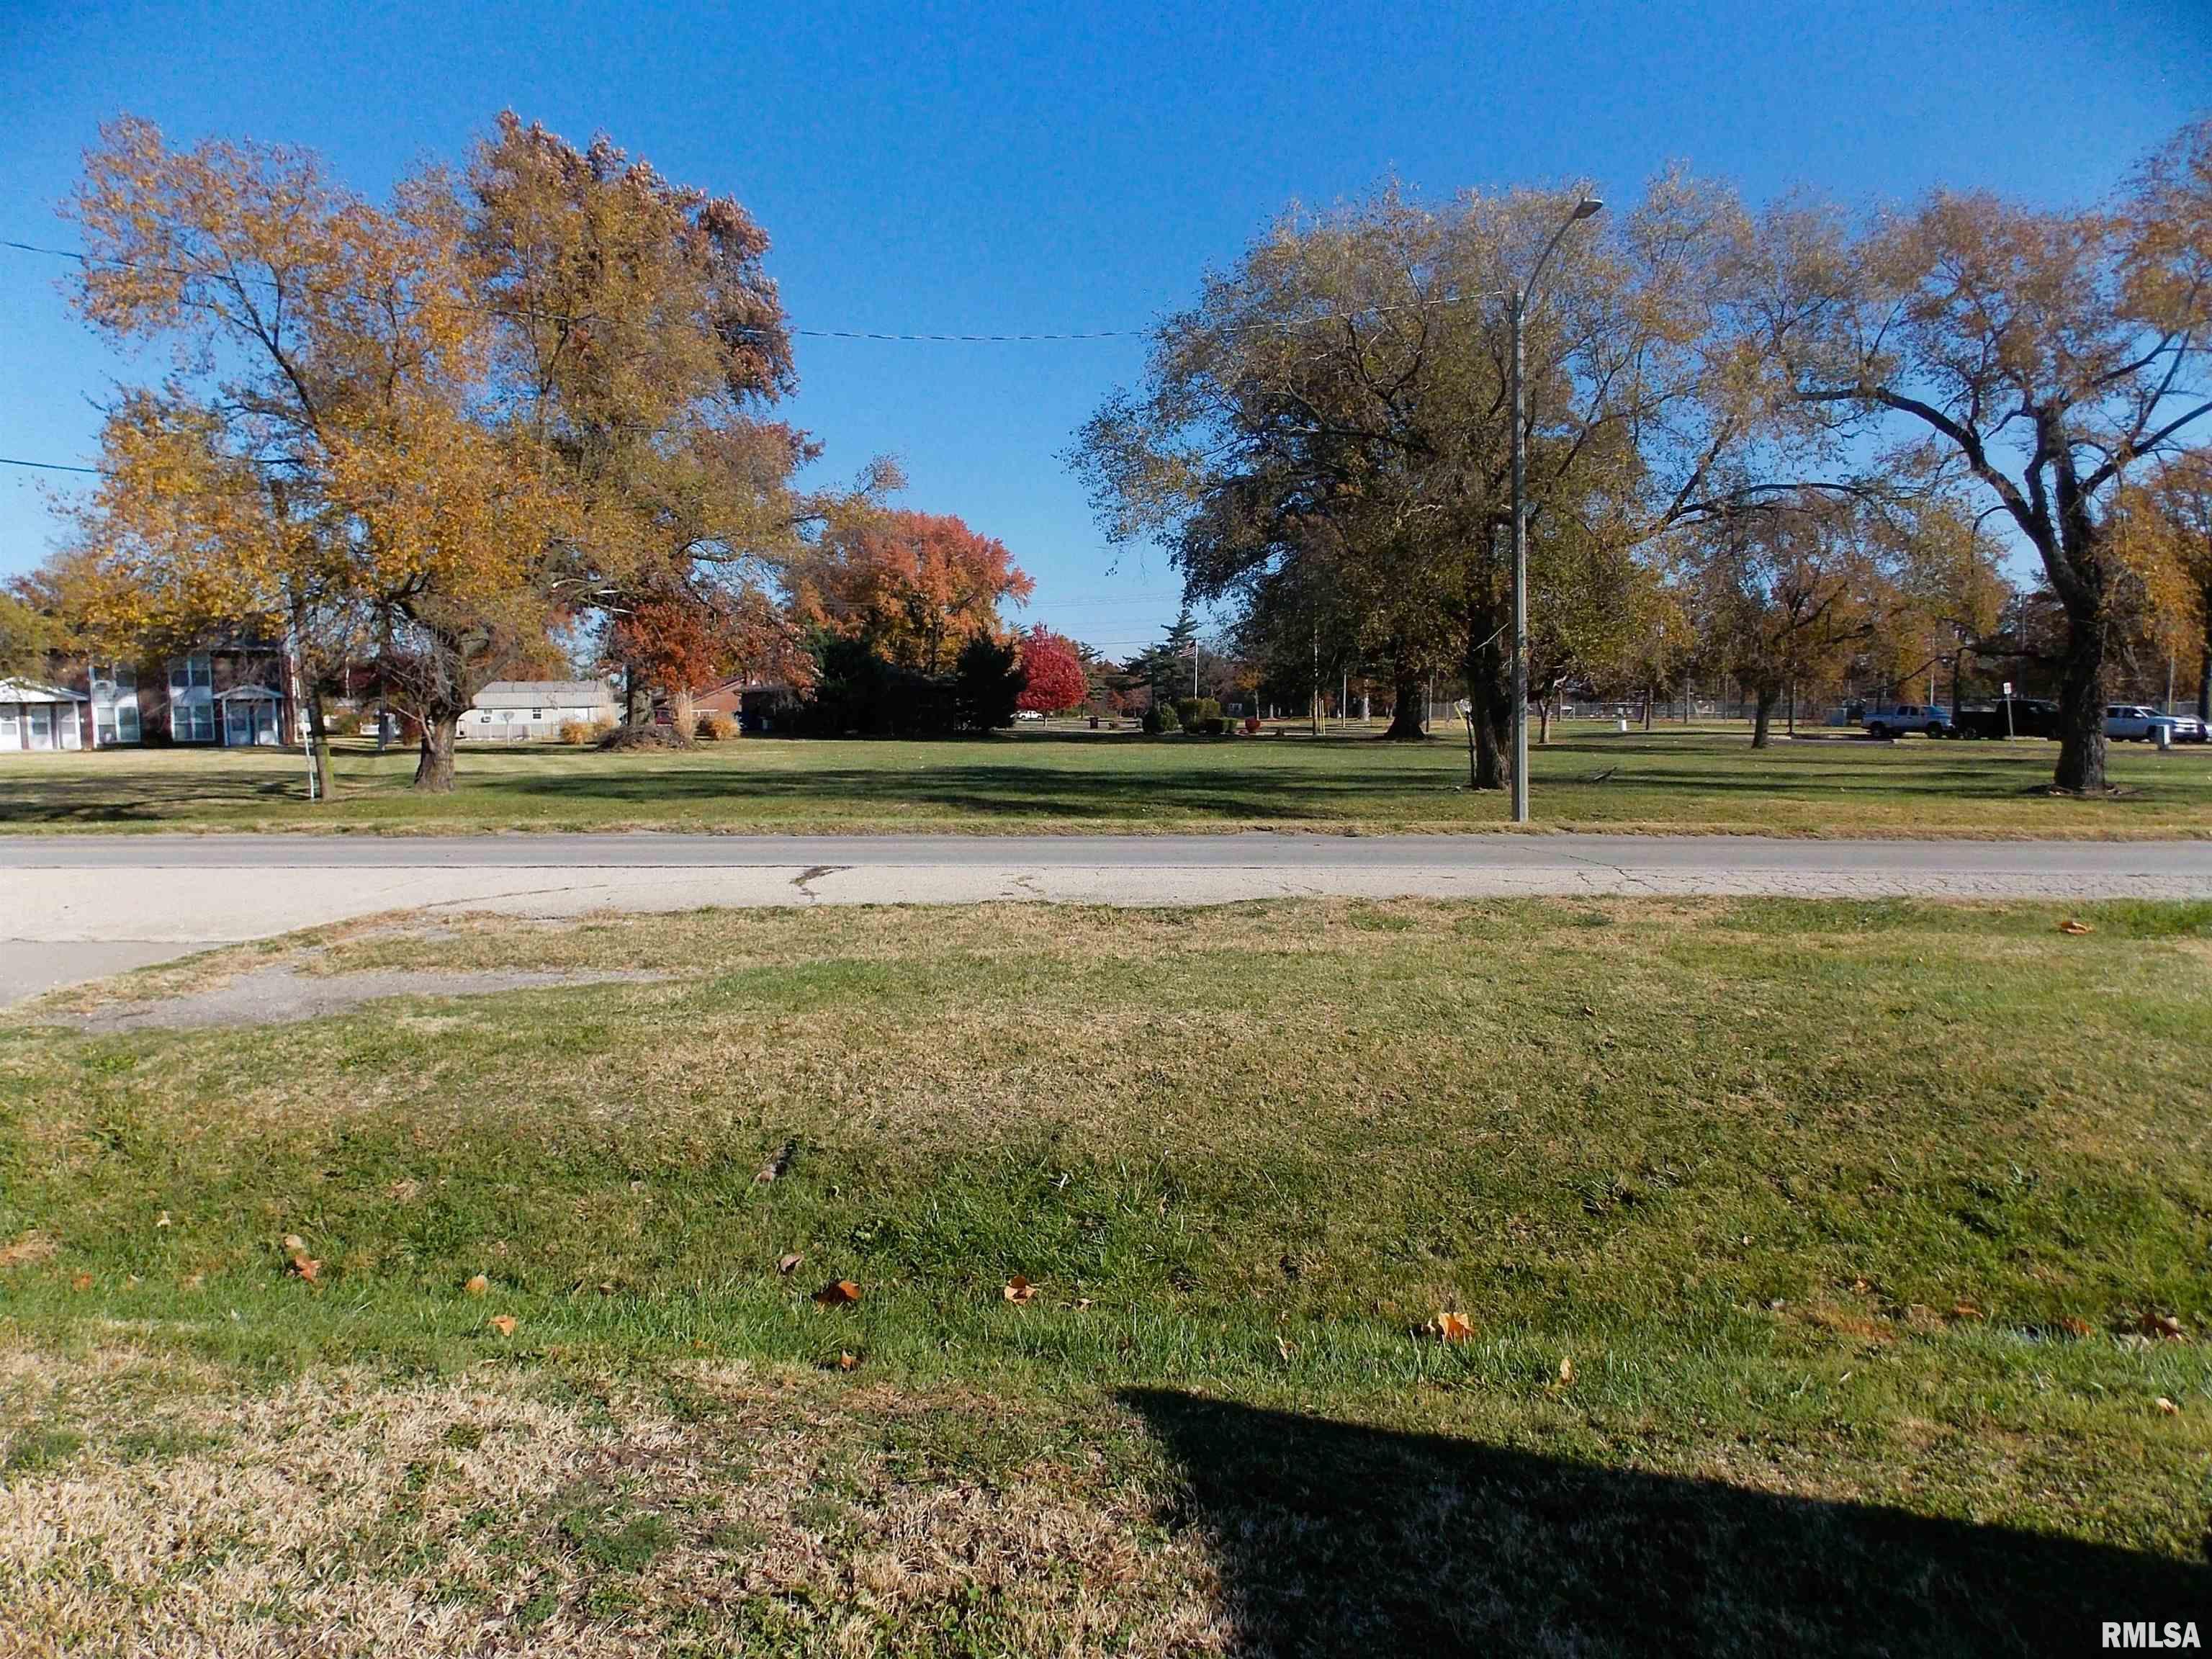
[1,0,2206,655]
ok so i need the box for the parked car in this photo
[1863,703,1951,737]
[2170,714,2210,742]
[2105,704,2188,742]
[1954,698,2062,739]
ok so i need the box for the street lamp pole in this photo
[1509,194,1604,825]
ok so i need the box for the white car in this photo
[2105,704,2187,742]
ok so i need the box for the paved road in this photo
[6,832,2210,1004]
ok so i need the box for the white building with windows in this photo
[463,680,618,740]
[0,679,89,751]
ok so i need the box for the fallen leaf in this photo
[287,1254,321,1282]
[1071,1298,1094,1310]
[778,1253,804,1275]
[2156,1396,2180,1415]
[1558,1355,1575,1387]
[1003,1274,1037,1305]
[1434,1311,1473,1344]
[464,1274,488,1297]
[755,1136,797,1184]
[1276,1334,1297,1361]
[282,1234,306,1254]
[1949,1302,1982,1321]
[2138,1311,2187,1341]
[2059,1316,2094,1338]
[836,1351,860,1371]
[179,1272,204,1290]
[812,1280,862,1306]
[70,1271,92,1292]
[2058,918,2094,935]
[1849,1278,1871,1294]
[156,1212,171,1229]
[487,1314,517,1337]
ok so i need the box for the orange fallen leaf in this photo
[812,1280,862,1306]
[464,1274,488,1297]
[2059,1316,2094,1338]
[836,1351,860,1371]
[2058,918,2094,935]
[1558,1355,1575,1387]
[487,1314,517,1337]
[778,1253,804,1275]
[2157,1396,2180,1415]
[287,1254,321,1282]
[1003,1274,1037,1305]
[1431,1311,1473,1344]
[1949,1302,1982,1321]
[69,1271,92,1292]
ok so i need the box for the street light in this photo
[1510,194,1603,824]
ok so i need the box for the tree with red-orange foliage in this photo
[606,580,811,738]
[791,510,1033,675]
[1015,624,1089,714]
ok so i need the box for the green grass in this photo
[2,896,2208,1653]
[4,722,2211,835]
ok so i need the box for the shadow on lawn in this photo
[1125,1389,2211,1658]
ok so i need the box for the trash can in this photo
[2157,721,2173,751]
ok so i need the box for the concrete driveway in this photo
[5,831,2210,1004]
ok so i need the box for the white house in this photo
[462,680,618,741]
[0,679,89,751]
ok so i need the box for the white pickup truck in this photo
[1862,703,1951,737]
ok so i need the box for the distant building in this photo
[0,678,89,751]
[462,680,618,740]
[37,642,298,750]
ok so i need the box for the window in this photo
[171,701,215,742]
[169,654,212,691]
[531,708,544,720]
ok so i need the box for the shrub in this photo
[555,719,593,746]
[696,711,737,742]
[1142,702,1179,734]
[595,724,686,752]
[1244,715,1262,735]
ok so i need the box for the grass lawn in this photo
[2,722,2212,836]
[2,896,2208,1654]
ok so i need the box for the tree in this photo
[2116,448,2212,721]
[1683,495,1883,747]
[1763,119,2212,791]
[952,635,1021,732]
[1015,625,1088,714]
[467,114,830,739]
[0,585,60,680]
[1074,174,1791,791]
[791,510,1032,676]
[64,114,569,793]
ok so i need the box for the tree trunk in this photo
[2198,631,2211,726]
[305,684,335,801]
[1465,628,1512,791]
[1536,696,1551,746]
[413,713,459,792]
[1382,657,1427,739]
[2052,613,2108,793]
[1642,684,1654,732]
[1751,687,1779,750]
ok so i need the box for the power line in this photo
[0,455,102,475]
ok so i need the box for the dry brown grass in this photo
[0,1344,1219,1658]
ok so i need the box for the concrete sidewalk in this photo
[6,832,2209,1004]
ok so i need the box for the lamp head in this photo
[1571,197,1604,221]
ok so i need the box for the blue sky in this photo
[1,0,2206,655]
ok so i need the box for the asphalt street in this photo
[5,831,2209,1004]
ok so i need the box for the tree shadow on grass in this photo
[1124,1388,2209,1657]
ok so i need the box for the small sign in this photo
[2002,682,2013,696]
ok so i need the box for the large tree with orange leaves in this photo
[790,511,1033,676]
[59,112,841,791]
